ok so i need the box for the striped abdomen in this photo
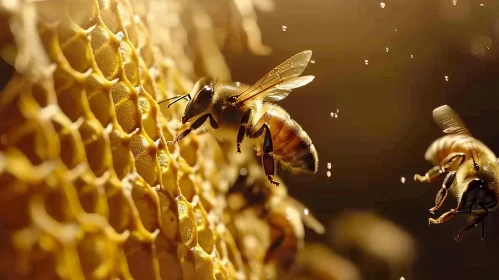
[252,104,318,173]
[424,134,496,166]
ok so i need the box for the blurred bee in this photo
[160,50,318,186]
[227,162,325,270]
[414,105,499,240]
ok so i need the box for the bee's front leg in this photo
[414,153,465,183]
[414,166,443,183]
[236,109,251,153]
[167,113,218,145]
[429,171,456,214]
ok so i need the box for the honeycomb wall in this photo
[0,0,324,280]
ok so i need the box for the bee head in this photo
[460,164,499,211]
[181,78,215,123]
[160,77,214,124]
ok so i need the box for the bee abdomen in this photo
[254,104,318,173]
[272,120,318,173]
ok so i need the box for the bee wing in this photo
[432,105,472,136]
[235,50,313,104]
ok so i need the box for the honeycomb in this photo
[0,0,323,279]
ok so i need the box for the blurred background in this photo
[223,0,499,279]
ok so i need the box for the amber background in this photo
[224,0,499,279]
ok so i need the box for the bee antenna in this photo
[467,142,479,171]
[158,94,191,108]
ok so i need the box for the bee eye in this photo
[201,85,214,95]
[469,179,486,189]
[228,96,237,103]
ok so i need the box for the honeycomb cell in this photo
[97,0,122,34]
[176,244,196,280]
[129,133,158,185]
[130,177,159,233]
[178,135,199,167]
[12,126,47,166]
[77,232,115,280]
[115,98,140,133]
[135,153,158,186]
[44,187,76,224]
[157,190,179,241]
[9,236,60,280]
[0,94,26,135]
[134,21,154,67]
[57,20,95,74]
[178,174,196,203]
[193,204,213,254]
[90,25,121,81]
[53,71,87,122]
[50,117,85,170]
[119,40,141,87]
[0,191,31,230]
[105,185,132,233]
[110,80,132,105]
[158,150,181,197]
[78,120,109,177]
[30,82,52,108]
[191,245,215,279]
[66,0,98,28]
[124,234,160,280]
[141,113,159,143]
[176,196,197,247]
[155,233,183,280]
[108,129,133,180]
[118,2,139,49]
[73,171,109,216]
[87,90,113,127]
[139,60,160,100]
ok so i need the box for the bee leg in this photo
[455,210,488,241]
[248,123,279,186]
[167,113,218,145]
[262,124,279,186]
[428,209,456,225]
[236,109,251,154]
[454,203,489,241]
[429,171,456,214]
[429,200,473,225]
[414,166,443,183]
[414,153,465,183]
[441,153,466,171]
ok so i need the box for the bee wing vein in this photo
[236,50,313,104]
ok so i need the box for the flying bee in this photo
[414,105,499,240]
[159,50,318,186]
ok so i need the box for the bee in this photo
[160,50,318,186]
[227,162,325,270]
[414,105,499,240]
